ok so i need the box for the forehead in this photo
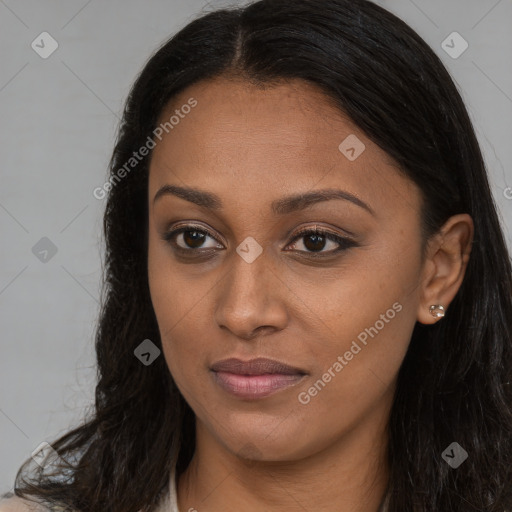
[153,76,363,163]
[148,76,420,219]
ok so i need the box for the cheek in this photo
[292,292,415,451]
[148,229,207,331]
[290,235,421,399]
[287,241,419,343]
[147,233,217,388]
[148,235,188,368]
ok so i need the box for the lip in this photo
[210,357,307,375]
[210,357,307,400]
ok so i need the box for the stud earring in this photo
[429,304,445,319]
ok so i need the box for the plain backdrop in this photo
[1,0,511,493]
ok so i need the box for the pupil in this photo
[304,234,325,252]
[184,230,205,248]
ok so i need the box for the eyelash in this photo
[161,224,357,258]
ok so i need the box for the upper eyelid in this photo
[168,223,220,241]
[291,226,347,239]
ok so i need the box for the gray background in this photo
[1,0,511,493]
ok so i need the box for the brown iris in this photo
[183,230,206,248]
[303,233,326,252]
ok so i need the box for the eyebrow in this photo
[153,184,375,216]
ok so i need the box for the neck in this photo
[177,391,392,512]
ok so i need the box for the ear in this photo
[417,213,474,325]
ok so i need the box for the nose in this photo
[213,248,289,341]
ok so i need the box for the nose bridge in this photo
[222,248,273,311]
[214,247,288,337]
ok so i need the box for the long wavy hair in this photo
[6,0,512,510]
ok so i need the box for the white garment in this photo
[155,467,180,512]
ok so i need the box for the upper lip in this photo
[210,357,307,376]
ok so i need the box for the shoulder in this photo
[0,495,67,512]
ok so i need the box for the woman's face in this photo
[147,76,425,462]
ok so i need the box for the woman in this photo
[2,0,511,510]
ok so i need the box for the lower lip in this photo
[211,371,306,399]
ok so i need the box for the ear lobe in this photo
[416,214,474,325]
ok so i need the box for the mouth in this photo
[210,357,307,400]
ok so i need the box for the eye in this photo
[161,225,223,252]
[285,226,356,255]
[161,224,357,257]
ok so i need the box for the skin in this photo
[147,76,474,512]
